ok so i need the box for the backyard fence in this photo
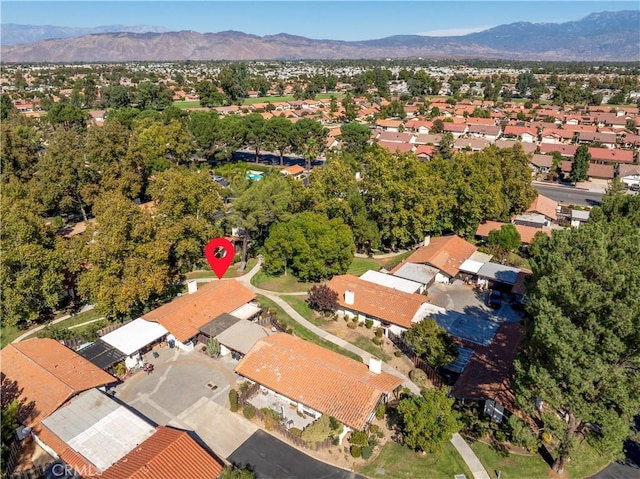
[7,463,54,479]
[388,331,444,389]
[238,390,332,451]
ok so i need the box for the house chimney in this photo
[187,280,198,295]
[369,357,382,374]
[344,290,355,305]
[424,235,431,247]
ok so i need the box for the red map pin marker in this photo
[204,237,235,279]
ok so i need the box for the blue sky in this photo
[2,1,638,41]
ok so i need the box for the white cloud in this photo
[418,26,493,37]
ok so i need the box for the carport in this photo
[101,318,168,369]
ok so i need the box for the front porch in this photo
[248,389,316,430]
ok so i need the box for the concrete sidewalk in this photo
[451,433,491,479]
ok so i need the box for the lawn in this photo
[352,336,389,362]
[470,440,549,479]
[242,92,343,105]
[471,439,611,478]
[347,257,384,276]
[255,294,361,362]
[1,309,107,347]
[251,270,318,293]
[279,295,318,323]
[172,100,201,108]
[359,441,473,479]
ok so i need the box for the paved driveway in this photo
[229,430,364,479]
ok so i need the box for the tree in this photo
[76,192,175,320]
[263,116,293,166]
[0,93,16,121]
[244,113,267,163]
[341,93,358,122]
[46,103,86,130]
[291,118,328,171]
[262,212,355,281]
[218,63,249,103]
[340,122,370,155]
[0,195,67,327]
[206,337,221,357]
[403,319,457,366]
[397,387,461,453]
[570,144,591,183]
[196,80,226,107]
[232,174,293,269]
[188,110,219,157]
[307,284,339,313]
[487,223,522,254]
[513,194,640,473]
[132,119,193,171]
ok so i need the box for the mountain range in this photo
[1,11,638,63]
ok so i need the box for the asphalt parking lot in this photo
[428,281,523,323]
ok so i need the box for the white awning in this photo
[230,302,261,321]
[459,259,484,274]
[101,318,168,356]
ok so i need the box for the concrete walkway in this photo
[451,433,491,479]
[11,304,96,343]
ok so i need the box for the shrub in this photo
[369,424,380,435]
[289,427,303,437]
[329,416,341,432]
[409,368,429,389]
[365,319,374,329]
[349,430,369,446]
[372,337,383,346]
[301,415,332,443]
[239,381,250,393]
[347,322,358,329]
[494,430,506,443]
[350,445,362,458]
[243,405,256,419]
[375,328,383,338]
[394,350,403,357]
[375,403,386,420]
[264,415,278,430]
[229,389,239,412]
[507,415,540,453]
[307,284,339,312]
[361,446,373,460]
[352,316,358,322]
[114,362,126,377]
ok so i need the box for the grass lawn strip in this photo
[251,270,318,292]
[470,440,548,478]
[359,441,473,479]
[255,294,361,362]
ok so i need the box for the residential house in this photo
[378,141,415,154]
[235,333,403,432]
[391,235,478,284]
[521,194,558,227]
[281,164,306,180]
[587,163,615,180]
[359,269,424,294]
[578,131,617,149]
[619,164,640,188]
[540,128,574,144]
[415,144,436,161]
[414,133,442,145]
[326,274,431,335]
[467,124,502,142]
[375,131,415,144]
[529,154,554,174]
[142,280,257,351]
[494,140,537,155]
[538,143,578,157]
[453,137,491,152]
[475,220,550,246]
[502,125,537,143]
[588,147,635,165]
[443,122,467,138]
[375,119,403,132]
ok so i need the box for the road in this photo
[533,183,603,206]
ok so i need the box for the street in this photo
[533,183,603,206]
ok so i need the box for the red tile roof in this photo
[475,220,550,245]
[0,339,115,428]
[101,426,224,479]
[235,333,402,430]
[377,141,415,154]
[142,280,255,342]
[587,147,634,164]
[588,163,615,179]
[450,322,524,412]
[326,274,429,329]
[526,194,558,221]
[398,235,477,278]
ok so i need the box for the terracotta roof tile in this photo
[142,280,255,343]
[327,275,428,329]
[0,339,115,427]
[476,220,550,245]
[235,334,402,430]
[102,426,224,479]
[526,194,558,221]
[400,235,477,278]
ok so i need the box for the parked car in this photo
[486,290,503,309]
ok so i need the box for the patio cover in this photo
[230,302,261,320]
[101,318,168,356]
[198,313,241,338]
[215,320,272,355]
[77,340,125,370]
[477,263,521,285]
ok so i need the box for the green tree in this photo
[46,103,86,130]
[340,122,370,155]
[232,174,293,269]
[132,119,193,171]
[196,80,226,107]
[77,192,175,320]
[0,93,16,121]
[0,195,67,327]
[0,121,40,181]
[487,223,522,254]
[403,319,457,366]
[291,118,328,171]
[570,144,591,183]
[244,113,267,163]
[513,195,640,473]
[188,110,219,157]
[262,212,355,281]
[341,93,358,122]
[397,387,462,453]
[264,116,293,166]
[218,63,249,103]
